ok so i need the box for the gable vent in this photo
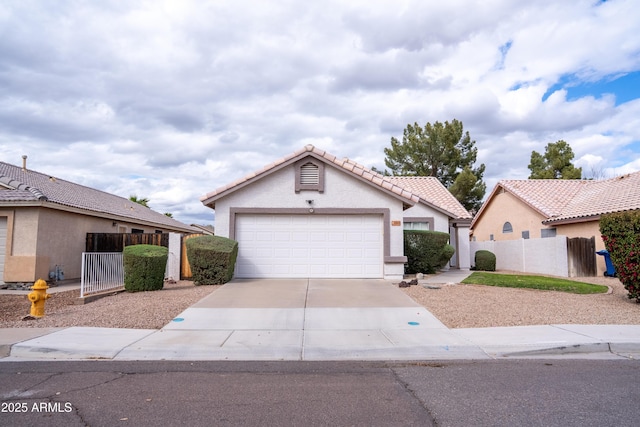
[300,162,319,185]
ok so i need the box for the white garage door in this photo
[0,217,6,285]
[235,214,383,278]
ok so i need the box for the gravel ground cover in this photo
[0,281,221,329]
[400,274,639,328]
[0,274,637,330]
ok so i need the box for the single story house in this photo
[470,171,640,276]
[200,145,472,280]
[0,158,197,285]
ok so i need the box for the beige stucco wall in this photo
[1,206,179,283]
[472,190,553,241]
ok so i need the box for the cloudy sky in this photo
[1,0,639,226]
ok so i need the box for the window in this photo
[502,222,513,233]
[490,234,494,241]
[541,228,557,238]
[403,222,430,231]
[403,217,434,231]
[131,228,144,234]
[295,158,324,192]
[522,230,530,239]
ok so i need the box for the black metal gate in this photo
[567,236,596,277]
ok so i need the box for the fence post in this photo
[166,233,181,280]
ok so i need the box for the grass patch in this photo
[462,272,608,294]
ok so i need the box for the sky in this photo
[1,0,639,226]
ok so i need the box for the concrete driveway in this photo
[117,279,485,361]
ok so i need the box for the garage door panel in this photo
[235,214,383,278]
[327,248,345,258]
[292,233,308,242]
[273,248,291,258]
[274,232,291,242]
[364,232,381,242]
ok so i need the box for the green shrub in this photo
[123,244,168,292]
[186,235,238,285]
[404,230,455,274]
[474,250,496,271]
[600,211,640,302]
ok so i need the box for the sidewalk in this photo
[1,273,639,361]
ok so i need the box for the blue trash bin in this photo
[596,250,616,277]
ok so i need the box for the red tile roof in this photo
[544,171,640,223]
[472,171,640,227]
[388,176,472,219]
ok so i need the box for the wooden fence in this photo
[86,232,209,280]
[181,233,204,279]
[567,236,596,277]
[86,233,169,253]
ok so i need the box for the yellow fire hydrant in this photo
[27,279,51,318]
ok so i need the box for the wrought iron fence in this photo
[80,252,124,297]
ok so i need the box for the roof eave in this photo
[417,196,471,220]
[542,214,601,226]
[38,201,198,233]
[201,150,420,209]
[200,149,319,208]
[0,200,45,207]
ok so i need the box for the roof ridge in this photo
[200,146,423,206]
[0,161,126,201]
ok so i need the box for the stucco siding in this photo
[473,191,550,241]
[1,206,182,283]
[217,164,406,231]
[401,203,450,233]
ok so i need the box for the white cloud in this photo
[1,0,639,224]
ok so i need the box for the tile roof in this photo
[0,189,39,202]
[498,179,587,217]
[201,144,470,219]
[473,171,640,227]
[544,171,640,224]
[0,161,196,232]
[388,176,472,219]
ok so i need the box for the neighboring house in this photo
[471,171,640,276]
[190,224,215,235]
[0,159,197,285]
[200,145,471,280]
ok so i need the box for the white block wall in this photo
[470,236,568,277]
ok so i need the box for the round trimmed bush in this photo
[123,244,168,292]
[186,235,238,285]
[474,250,496,271]
[404,230,455,274]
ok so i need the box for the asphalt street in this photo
[1,359,638,426]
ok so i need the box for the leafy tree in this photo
[383,119,486,212]
[129,195,150,207]
[528,140,582,179]
[449,166,486,212]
